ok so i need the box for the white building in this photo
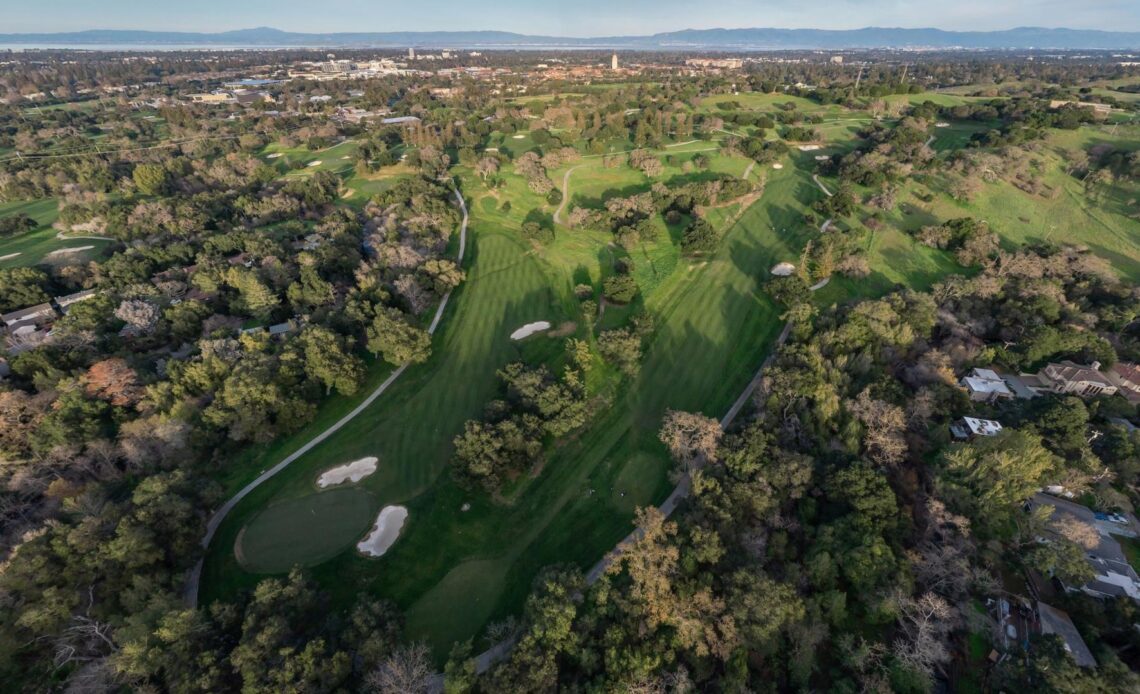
[950,417,1003,440]
[960,368,1014,402]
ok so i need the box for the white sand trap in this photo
[317,456,378,488]
[341,155,351,159]
[48,245,94,257]
[0,252,21,261]
[512,134,526,139]
[266,152,284,159]
[814,155,831,161]
[307,160,323,167]
[935,122,951,128]
[771,262,796,276]
[772,163,784,169]
[798,144,821,151]
[510,321,551,340]
[357,506,408,557]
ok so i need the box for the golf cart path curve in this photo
[553,164,584,226]
[184,183,469,607]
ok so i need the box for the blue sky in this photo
[6,0,1140,34]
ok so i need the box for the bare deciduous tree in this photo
[364,642,433,694]
[394,274,431,316]
[658,410,723,470]
[847,389,908,467]
[890,591,956,681]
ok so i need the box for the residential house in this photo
[1029,494,1140,602]
[1020,361,1117,398]
[950,416,1003,440]
[1108,362,1140,403]
[1,302,56,330]
[54,288,99,315]
[960,367,1014,402]
[1,302,56,354]
[1037,602,1097,668]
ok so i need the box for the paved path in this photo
[820,217,833,233]
[812,174,834,198]
[742,161,756,181]
[184,185,470,608]
[552,164,584,226]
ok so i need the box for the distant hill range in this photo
[2,26,1140,50]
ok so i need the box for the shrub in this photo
[603,275,638,304]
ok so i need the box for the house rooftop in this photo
[1,302,56,327]
[1043,361,1114,389]
[1037,602,1097,668]
[1111,362,1140,384]
[962,375,1012,396]
[1030,494,1140,600]
[952,417,1003,438]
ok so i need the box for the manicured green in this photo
[236,486,376,572]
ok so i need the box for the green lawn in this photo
[0,198,113,268]
[237,486,376,572]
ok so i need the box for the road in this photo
[183,184,470,608]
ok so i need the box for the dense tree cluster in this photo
[451,360,590,494]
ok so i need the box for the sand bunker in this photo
[317,456,378,488]
[510,321,552,340]
[266,152,283,159]
[307,160,323,167]
[47,245,94,257]
[512,134,526,139]
[772,163,784,169]
[935,122,950,128]
[798,144,821,151]
[357,506,408,557]
[771,262,796,276]
[0,252,21,261]
[814,155,831,161]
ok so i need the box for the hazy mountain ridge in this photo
[1,25,1139,49]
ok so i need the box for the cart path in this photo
[553,164,584,226]
[184,184,469,607]
[812,174,834,197]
